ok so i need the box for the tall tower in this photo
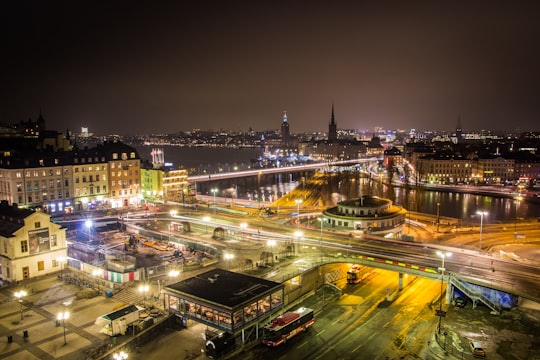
[281,110,290,145]
[456,114,463,143]
[328,103,337,142]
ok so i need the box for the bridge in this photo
[130,213,538,315]
[187,158,378,183]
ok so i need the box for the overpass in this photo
[103,214,539,315]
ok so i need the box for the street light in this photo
[436,202,440,233]
[92,269,103,292]
[203,216,210,233]
[224,253,234,270]
[514,195,522,234]
[113,351,128,360]
[168,269,180,284]
[476,211,488,251]
[211,188,218,212]
[295,199,303,229]
[57,256,65,281]
[294,230,303,254]
[267,239,276,265]
[14,290,27,320]
[239,222,247,241]
[85,219,93,242]
[436,251,452,335]
[57,311,69,345]
[317,217,324,263]
[138,284,149,307]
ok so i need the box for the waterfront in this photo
[141,145,540,222]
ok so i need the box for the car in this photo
[469,341,486,358]
[455,297,467,308]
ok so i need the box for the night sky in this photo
[3,1,540,135]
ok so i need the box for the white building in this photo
[0,201,67,283]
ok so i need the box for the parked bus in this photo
[262,307,314,347]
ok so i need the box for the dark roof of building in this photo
[0,201,33,237]
[101,304,140,321]
[167,268,282,308]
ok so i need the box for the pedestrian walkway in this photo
[0,274,152,360]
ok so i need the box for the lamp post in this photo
[14,290,27,320]
[436,251,452,334]
[138,284,149,307]
[224,253,234,270]
[317,217,324,263]
[476,211,488,251]
[57,256,65,281]
[113,351,128,360]
[168,269,180,285]
[295,199,303,229]
[203,216,210,233]
[514,196,522,234]
[92,269,103,292]
[239,222,247,241]
[211,188,218,212]
[436,202,440,233]
[294,230,303,255]
[85,219,93,242]
[267,240,276,265]
[57,311,69,345]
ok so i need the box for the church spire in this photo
[328,102,337,142]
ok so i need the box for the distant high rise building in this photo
[328,103,337,142]
[281,110,290,145]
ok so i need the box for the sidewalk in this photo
[0,273,166,360]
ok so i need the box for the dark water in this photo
[135,145,260,170]
[138,146,540,222]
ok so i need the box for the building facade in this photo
[0,202,67,283]
[322,195,406,237]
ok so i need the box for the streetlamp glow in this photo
[14,290,27,320]
[476,211,488,251]
[294,230,303,254]
[436,202,440,233]
[224,253,234,270]
[436,251,452,335]
[138,284,149,307]
[57,256,66,281]
[239,222,247,241]
[85,219,93,242]
[317,217,324,263]
[211,188,218,212]
[295,199,303,229]
[203,216,210,233]
[57,311,70,345]
[92,269,104,292]
[113,351,128,360]
[514,196,522,234]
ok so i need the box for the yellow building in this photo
[140,165,164,204]
[163,168,188,203]
[0,201,67,283]
[100,141,141,208]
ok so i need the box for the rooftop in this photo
[166,268,282,308]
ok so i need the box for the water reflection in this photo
[203,172,539,222]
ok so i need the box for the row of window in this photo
[15,168,68,178]
[165,290,283,329]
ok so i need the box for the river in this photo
[136,145,540,223]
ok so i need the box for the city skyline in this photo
[3,1,540,135]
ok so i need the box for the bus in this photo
[346,264,364,284]
[262,307,314,347]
